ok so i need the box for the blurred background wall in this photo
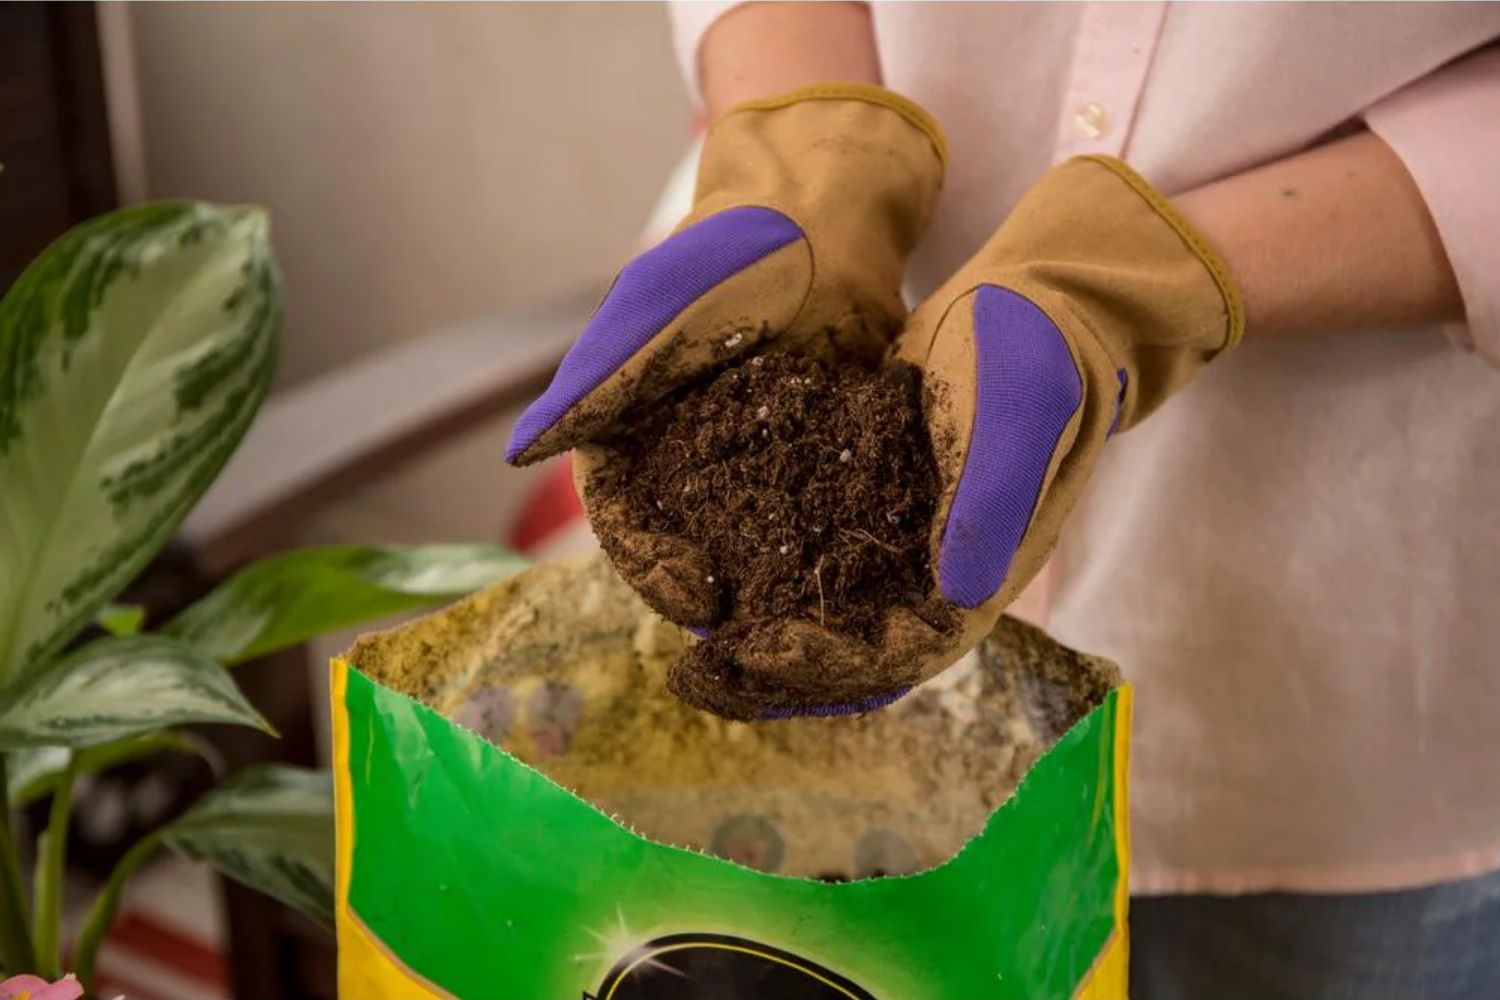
[121,1,689,387]
[99,2,692,543]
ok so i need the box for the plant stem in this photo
[0,755,37,973]
[73,832,160,989]
[32,758,78,978]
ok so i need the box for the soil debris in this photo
[587,352,957,714]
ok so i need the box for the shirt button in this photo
[1074,102,1111,140]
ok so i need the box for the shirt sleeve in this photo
[1364,45,1500,366]
[666,2,748,108]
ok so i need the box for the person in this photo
[509,3,1500,996]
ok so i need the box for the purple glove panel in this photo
[938,285,1083,609]
[1108,368,1127,435]
[505,206,803,463]
[759,686,912,720]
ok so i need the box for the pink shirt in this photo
[669,2,1500,894]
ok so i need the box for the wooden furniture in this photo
[0,3,117,291]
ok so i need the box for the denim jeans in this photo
[1130,867,1500,1000]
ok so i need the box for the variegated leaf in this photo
[0,202,280,683]
[6,746,70,805]
[7,729,222,808]
[163,765,334,929]
[0,635,272,749]
[165,544,527,665]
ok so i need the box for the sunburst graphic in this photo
[572,906,686,980]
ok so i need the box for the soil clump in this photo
[589,352,956,716]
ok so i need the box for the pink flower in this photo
[0,974,83,1000]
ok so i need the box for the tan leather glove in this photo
[896,154,1245,677]
[506,84,947,624]
[668,155,1246,719]
[506,83,947,465]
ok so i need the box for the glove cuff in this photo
[727,82,950,170]
[1078,156,1245,357]
[942,156,1245,430]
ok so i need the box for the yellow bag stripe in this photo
[1074,683,1133,1000]
[333,657,448,998]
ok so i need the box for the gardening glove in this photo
[504,84,946,625]
[672,155,1245,719]
[505,83,947,466]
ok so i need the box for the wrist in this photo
[699,2,880,117]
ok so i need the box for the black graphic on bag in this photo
[585,933,877,999]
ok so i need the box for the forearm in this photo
[1173,130,1464,340]
[698,2,880,119]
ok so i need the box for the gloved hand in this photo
[506,83,947,467]
[900,154,1245,681]
[504,83,946,625]
[668,155,1245,719]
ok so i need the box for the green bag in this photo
[332,553,1131,999]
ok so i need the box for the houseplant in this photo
[0,202,524,986]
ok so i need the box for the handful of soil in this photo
[588,352,956,717]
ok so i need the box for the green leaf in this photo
[95,603,146,637]
[7,745,70,805]
[165,544,527,665]
[7,729,223,808]
[162,765,334,930]
[0,202,280,683]
[0,636,272,749]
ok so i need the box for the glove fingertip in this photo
[504,399,559,465]
[507,206,806,466]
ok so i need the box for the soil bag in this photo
[331,552,1131,1000]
